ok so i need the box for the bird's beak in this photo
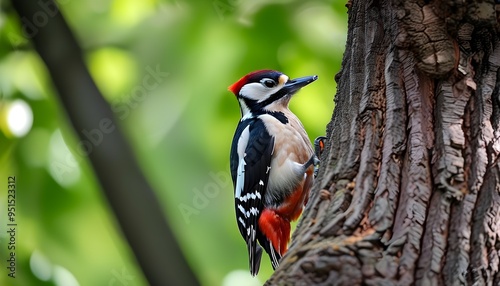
[282,75,318,94]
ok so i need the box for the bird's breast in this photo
[257,113,314,205]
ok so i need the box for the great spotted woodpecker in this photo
[228,70,318,275]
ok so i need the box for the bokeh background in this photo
[0,1,346,285]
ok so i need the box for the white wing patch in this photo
[235,126,250,199]
[235,159,246,199]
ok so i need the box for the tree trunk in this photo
[268,1,500,285]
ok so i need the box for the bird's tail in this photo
[247,226,263,276]
[255,235,281,270]
[248,244,263,276]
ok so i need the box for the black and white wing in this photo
[230,118,274,276]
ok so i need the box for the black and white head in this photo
[228,70,318,118]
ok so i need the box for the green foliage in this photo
[0,0,346,285]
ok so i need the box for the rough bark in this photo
[268,1,500,285]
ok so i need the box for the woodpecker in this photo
[228,70,318,275]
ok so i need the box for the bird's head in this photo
[228,70,317,117]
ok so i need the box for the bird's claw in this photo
[313,136,327,178]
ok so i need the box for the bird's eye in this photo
[262,79,276,88]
